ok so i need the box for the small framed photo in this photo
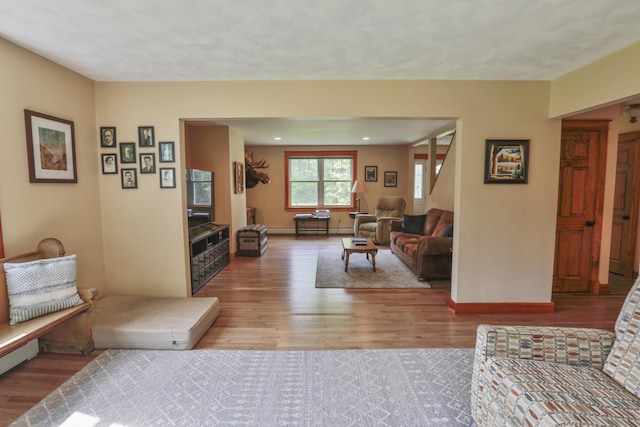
[234,161,244,194]
[384,171,397,187]
[101,154,118,174]
[484,139,529,184]
[160,167,176,188]
[159,141,175,163]
[138,126,155,147]
[120,142,136,163]
[140,153,156,174]
[100,126,117,148]
[365,165,377,182]
[121,168,137,189]
[24,109,77,183]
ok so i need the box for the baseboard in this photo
[448,298,555,314]
[0,339,38,376]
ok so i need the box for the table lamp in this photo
[351,180,367,212]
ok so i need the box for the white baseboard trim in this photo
[266,226,353,235]
[0,339,38,376]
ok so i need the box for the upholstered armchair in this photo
[353,196,406,244]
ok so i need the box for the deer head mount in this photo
[245,152,271,189]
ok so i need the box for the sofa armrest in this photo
[77,287,99,310]
[470,324,616,422]
[475,324,615,368]
[417,236,452,256]
[389,219,402,233]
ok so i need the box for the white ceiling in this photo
[2,0,639,145]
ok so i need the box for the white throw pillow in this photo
[4,254,84,325]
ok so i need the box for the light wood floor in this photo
[0,236,634,425]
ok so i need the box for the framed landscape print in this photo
[365,166,377,182]
[24,109,77,183]
[484,139,529,184]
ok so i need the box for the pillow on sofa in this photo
[3,254,84,325]
[441,223,454,237]
[401,214,426,235]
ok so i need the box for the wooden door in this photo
[553,120,608,293]
[610,132,640,277]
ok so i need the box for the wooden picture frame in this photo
[159,141,175,163]
[24,109,77,183]
[138,126,155,147]
[384,171,397,187]
[160,167,176,188]
[140,153,156,174]
[120,142,136,164]
[101,154,118,174]
[484,139,529,184]
[100,126,117,148]
[121,168,137,189]
[365,165,377,182]
[234,161,245,194]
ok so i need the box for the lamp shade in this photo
[351,180,367,193]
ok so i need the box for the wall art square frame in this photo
[121,168,137,189]
[100,126,117,148]
[159,141,175,163]
[120,142,136,164]
[138,126,155,147]
[234,161,245,194]
[160,167,176,188]
[24,109,77,183]
[365,165,377,182]
[484,139,529,184]
[384,171,397,187]
[140,153,156,174]
[101,154,118,174]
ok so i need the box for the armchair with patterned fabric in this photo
[471,276,640,425]
[353,196,406,244]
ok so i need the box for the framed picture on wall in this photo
[120,142,136,164]
[140,153,156,174]
[100,127,117,148]
[234,161,245,193]
[384,171,397,187]
[138,126,155,147]
[24,109,77,183]
[365,166,377,182]
[121,168,137,189]
[159,141,175,162]
[484,139,529,184]
[101,154,118,174]
[160,168,176,188]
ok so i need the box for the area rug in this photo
[13,348,476,427]
[315,248,429,288]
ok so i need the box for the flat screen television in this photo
[186,168,215,229]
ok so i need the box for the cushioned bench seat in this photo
[92,295,219,350]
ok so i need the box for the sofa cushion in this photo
[401,214,426,234]
[441,223,453,237]
[482,356,640,426]
[3,255,84,325]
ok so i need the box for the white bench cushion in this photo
[92,295,219,350]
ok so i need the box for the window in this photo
[285,151,357,209]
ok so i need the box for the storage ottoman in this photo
[92,295,220,350]
[237,224,268,256]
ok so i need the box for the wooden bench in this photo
[0,238,97,359]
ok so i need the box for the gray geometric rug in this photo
[316,249,430,288]
[13,348,476,426]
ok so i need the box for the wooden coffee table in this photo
[341,238,378,272]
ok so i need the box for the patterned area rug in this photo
[315,248,430,288]
[14,348,476,426]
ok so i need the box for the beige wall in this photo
[0,38,106,295]
[93,79,558,304]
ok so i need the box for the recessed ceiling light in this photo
[274,137,282,141]
[362,137,370,141]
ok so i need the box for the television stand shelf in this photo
[189,224,229,295]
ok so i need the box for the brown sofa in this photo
[389,208,453,281]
